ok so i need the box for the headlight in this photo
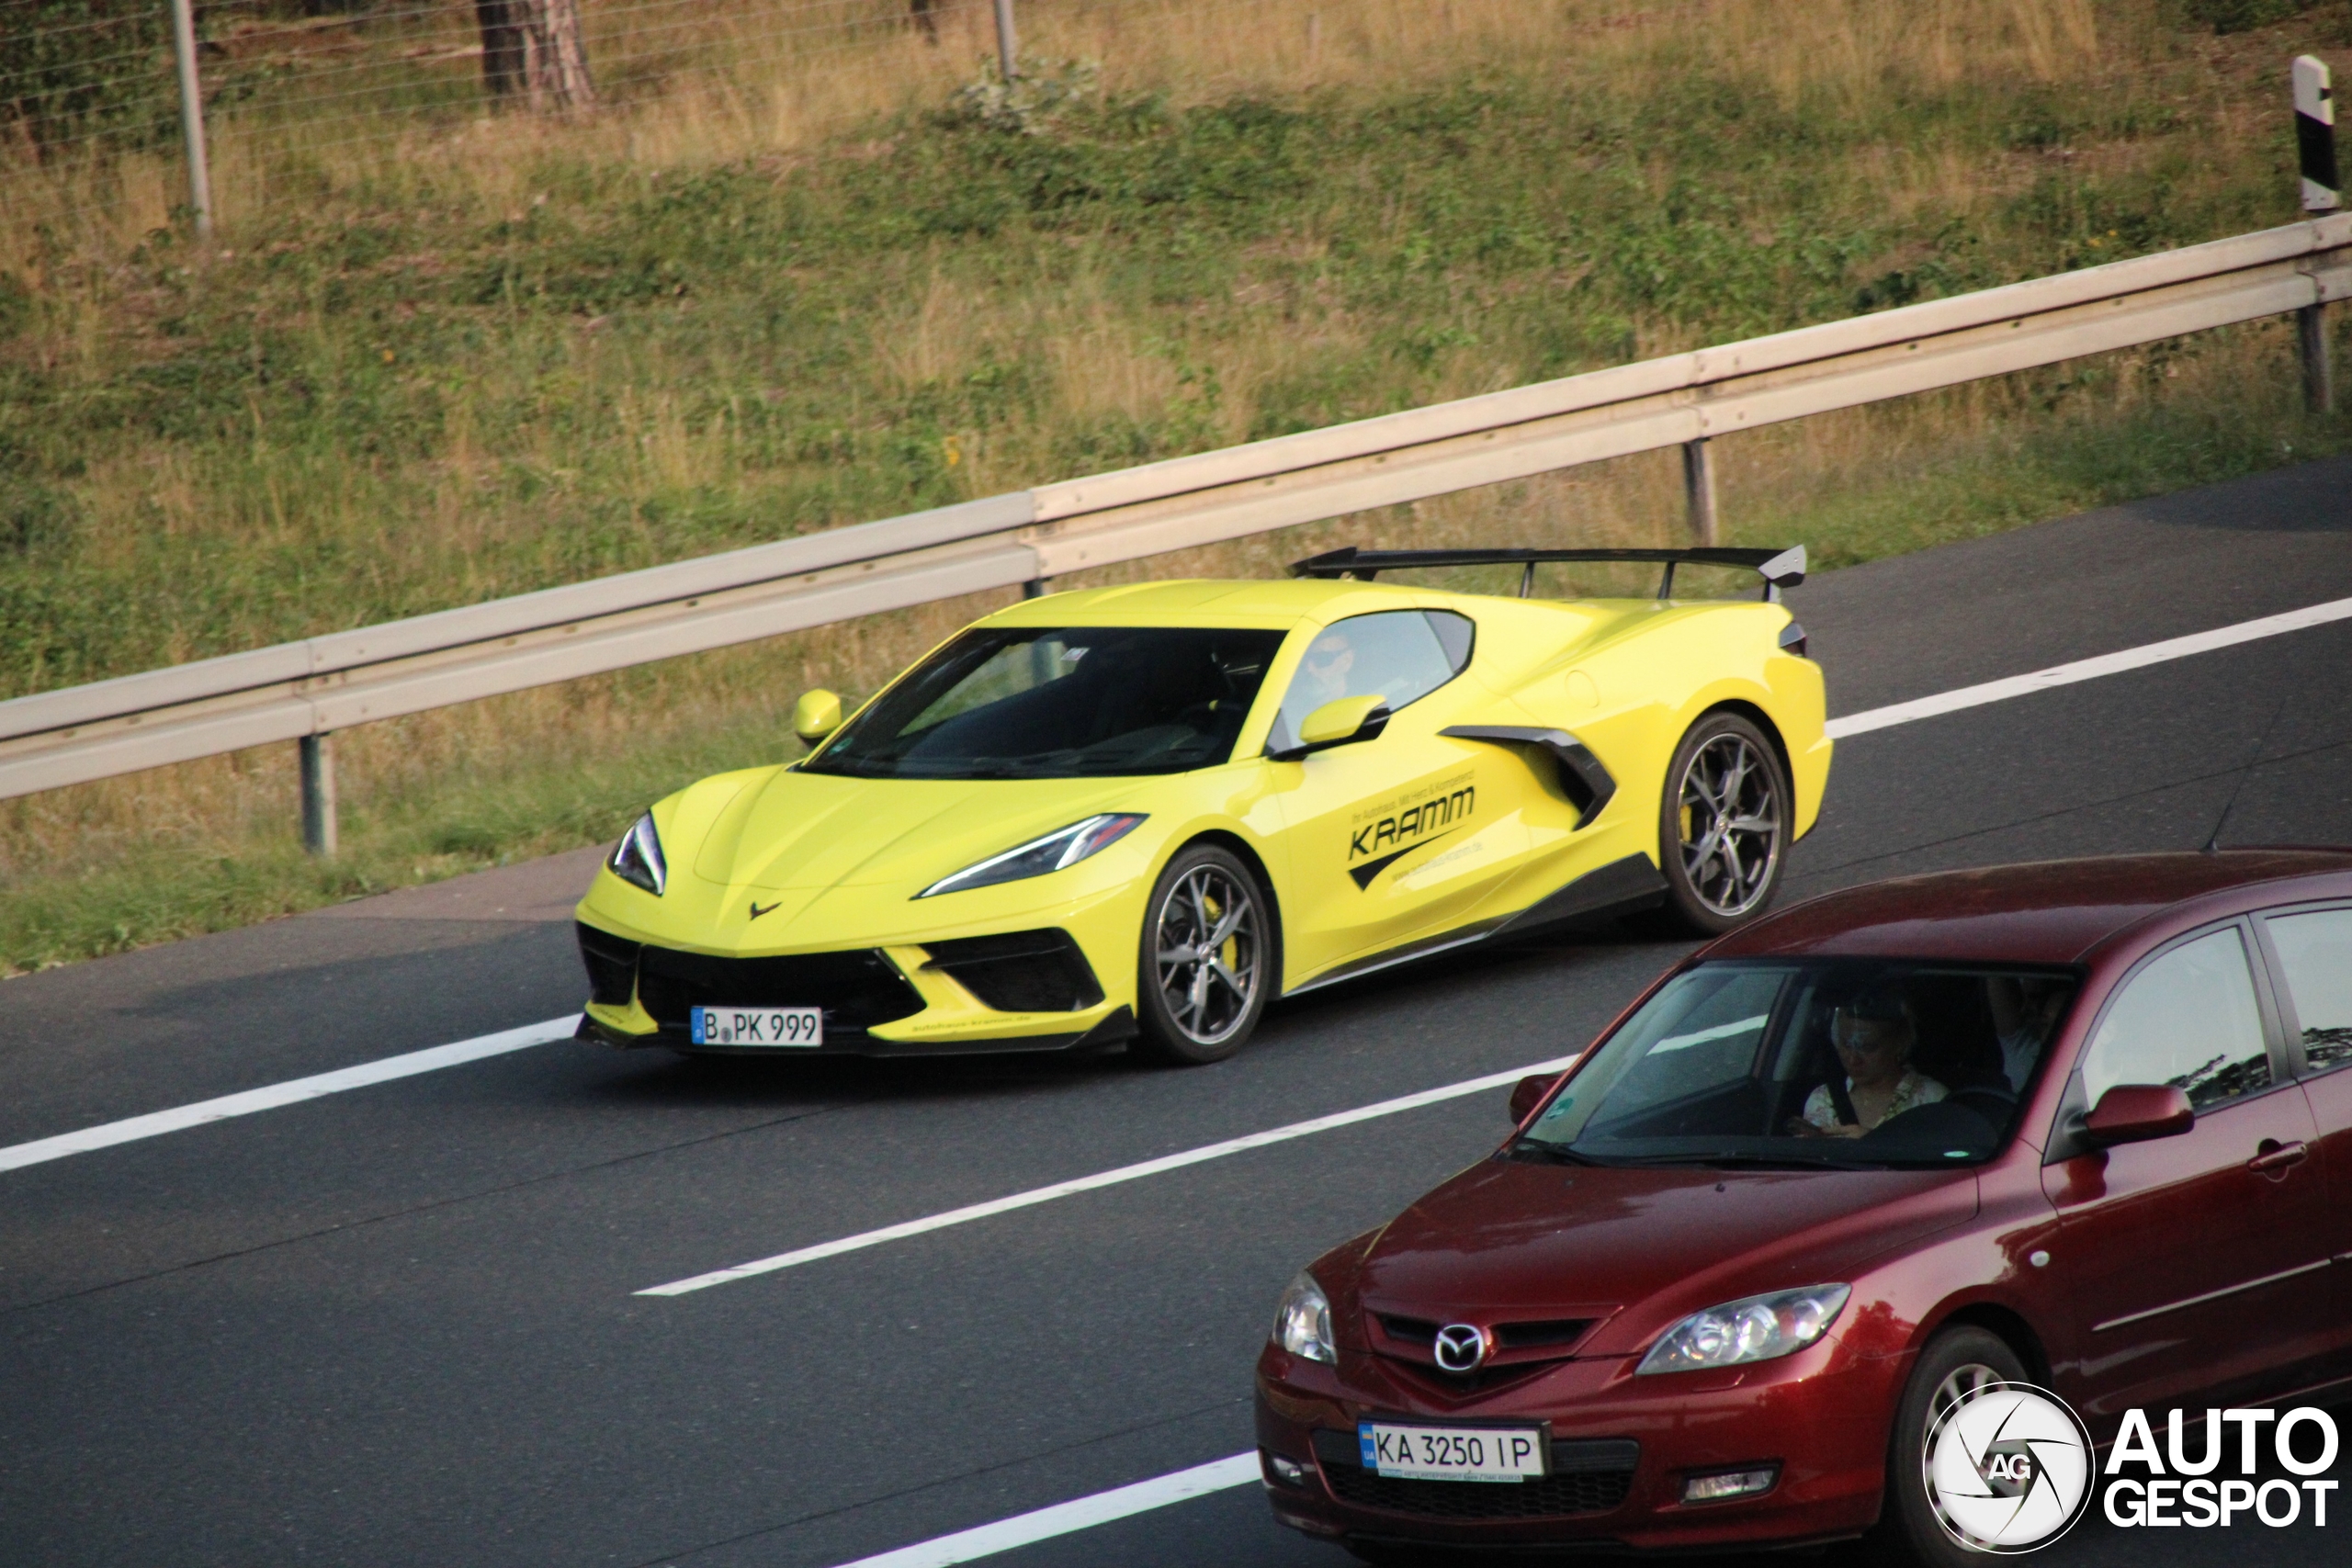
[609,811,667,896]
[1271,1272,1335,1364]
[916,814,1147,899]
[1635,1283,1849,1375]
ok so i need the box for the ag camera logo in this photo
[1923,1382,2095,1552]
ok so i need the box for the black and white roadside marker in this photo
[2297,54,2339,213]
[2295,56,2340,415]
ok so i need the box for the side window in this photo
[2081,927,2272,1111]
[1268,611,1467,752]
[2266,908,2352,1072]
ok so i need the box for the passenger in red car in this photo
[1792,988,1946,1135]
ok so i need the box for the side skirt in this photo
[1282,854,1668,998]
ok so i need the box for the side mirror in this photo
[793,688,843,747]
[2083,1083,2195,1145]
[1296,695,1390,750]
[1510,1073,1561,1126]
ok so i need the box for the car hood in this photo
[689,767,1138,894]
[1345,1157,1978,1357]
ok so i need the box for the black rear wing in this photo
[1288,546,1808,602]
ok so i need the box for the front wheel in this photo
[1135,843,1273,1066]
[1870,1327,2031,1568]
[1657,711,1789,935]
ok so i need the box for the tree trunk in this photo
[477,0,594,114]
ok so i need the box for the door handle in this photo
[2248,1140,2309,1175]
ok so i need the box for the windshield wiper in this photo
[1507,1139,1606,1166]
[1595,1149,1887,1171]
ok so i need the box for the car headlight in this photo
[609,811,667,896]
[916,814,1147,899]
[1635,1284,1849,1375]
[1271,1272,1335,1365]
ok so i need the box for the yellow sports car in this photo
[573,547,1827,1065]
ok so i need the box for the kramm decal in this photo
[1348,770,1476,888]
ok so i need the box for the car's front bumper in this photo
[574,921,1137,1057]
[1253,1332,1900,1553]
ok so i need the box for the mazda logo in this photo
[1433,1323,1488,1372]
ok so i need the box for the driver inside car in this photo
[1790,987,1948,1138]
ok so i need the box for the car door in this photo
[2252,903,2352,1375]
[1262,609,1540,984]
[2040,920,2333,1419]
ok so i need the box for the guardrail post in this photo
[1680,438,1719,547]
[2301,304,2335,414]
[300,734,338,858]
[166,0,214,238]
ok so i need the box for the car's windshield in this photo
[806,626,1286,780]
[1515,959,2079,1168]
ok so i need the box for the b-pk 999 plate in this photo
[1359,1420,1548,1483]
[690,1006,822,1047]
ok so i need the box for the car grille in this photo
[922,930,1103,1012]
[1309,1429,1637,1521]
[1369,1314,1597,1394]
[634,944,924,1038]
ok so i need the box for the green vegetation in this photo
[2,0,2349,971]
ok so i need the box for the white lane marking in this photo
[1825,594,2352,739]
[833,1452,1259,1568]
[637,1052,1585,1296]
[0,1015,580,1175]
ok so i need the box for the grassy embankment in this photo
[0,0,2347,971]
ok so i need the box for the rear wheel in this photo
[1657,711,1788,935]
[1871,1326,2030,1568]
[1135,843,1273,1066]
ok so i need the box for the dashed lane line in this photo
[0,1016,580,1174]
[634,1052,1586,1296]
[829,1452,1260,1568]
[1822,593,2352,739]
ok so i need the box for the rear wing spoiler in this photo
[1288,546,1808,603]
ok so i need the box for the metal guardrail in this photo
[6,213,2349,833]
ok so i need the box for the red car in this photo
[1255,851,2352,1564]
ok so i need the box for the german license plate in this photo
[1359,1421,1547,1483]
[690,1007,822,1047]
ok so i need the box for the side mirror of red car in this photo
[2083,1083,2195,1145]
[1510,1074,1560,1125]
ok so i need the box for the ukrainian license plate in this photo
[690,1007,822,1047]
[1359,1421,1547,1483]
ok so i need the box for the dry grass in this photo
[1,0,2346,967]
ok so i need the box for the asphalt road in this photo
[6,458,2352,1568]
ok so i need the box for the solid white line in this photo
[1824,594,2352,740]
[0,1015,580,1175]
[832,1453,1260,1568]
[636,1051,1585,1296]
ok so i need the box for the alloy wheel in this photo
[1152,863,1263,1047]
[1928,1360,2007,1434]
[1675,732,1782,919]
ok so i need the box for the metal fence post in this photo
[2297,55,2338,415]
[992,0,1019,80]
[1680,438,1719,547]
[300,734,338,857]
[166,0,214,238]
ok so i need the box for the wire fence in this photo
[0,0,1229,236]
